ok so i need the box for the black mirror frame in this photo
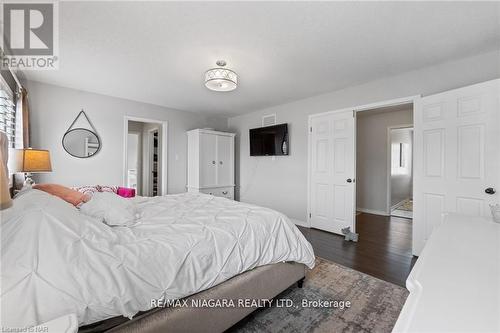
[62,127,101,159]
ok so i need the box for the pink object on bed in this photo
[117,187,135,198]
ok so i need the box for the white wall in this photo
[228,50,500,224]
[390,128,413,207]
[27,80,227,194]
[356,108,413,214]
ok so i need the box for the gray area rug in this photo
[229,257,408,333]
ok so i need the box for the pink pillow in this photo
[33,184,90,206]
[117,187,135,198]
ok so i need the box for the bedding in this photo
[79,192,138,226]
[0,189,315,329]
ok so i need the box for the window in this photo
[0,73,22,151]
[0,88,16,148]
[391,142,411,175]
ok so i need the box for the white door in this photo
[414,79,500,255]
[200,133,217,187]
[126,133,140,192]
[309,110,356,235]
[216,135,232,186]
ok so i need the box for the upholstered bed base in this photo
[81,262,306,333]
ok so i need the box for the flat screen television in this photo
[249,123,289,156]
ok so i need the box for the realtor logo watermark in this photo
[0,1,59,70]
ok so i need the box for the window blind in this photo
[0,88,16,148]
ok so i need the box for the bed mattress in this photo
[0,190,314,329]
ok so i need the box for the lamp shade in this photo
[14,149,52,173]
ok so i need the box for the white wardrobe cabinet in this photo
[187,129,235,200]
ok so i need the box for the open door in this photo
[413,79,500,255]
[309,109,356,235]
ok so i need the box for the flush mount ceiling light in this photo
[205,60,238,92]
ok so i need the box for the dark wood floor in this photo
[298,213,417,287]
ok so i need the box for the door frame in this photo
[307,95,420,236]
[126,130,142,194]
[123,116,168,195]
[386,125,414,215]
[146,128,159,196]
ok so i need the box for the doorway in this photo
[124,117,168,196]
[308,97,417,238]
[389,126,413,219]
[306,100,417,285]
[356,104,413,220]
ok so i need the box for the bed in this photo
[0,189,315,332]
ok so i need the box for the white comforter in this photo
[0,190,315,328]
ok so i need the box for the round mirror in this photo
[62,128,101,158]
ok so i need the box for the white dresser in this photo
[187,129,235,200]
[393,213,499,333]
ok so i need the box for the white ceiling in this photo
[23,1,500,117]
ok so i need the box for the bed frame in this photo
[80,262,306,333]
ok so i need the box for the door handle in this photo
[222,191,228,195]
[346,178,354,183]
[212,160,216,165]
[219,161,223,165]
[485,187,496,195]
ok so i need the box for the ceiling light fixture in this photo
[205,60,238,92]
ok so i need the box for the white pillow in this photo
[79,192,138,226]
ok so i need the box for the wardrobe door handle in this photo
[219,161,223,165]
[212,160,216,165]
[222,191,228,195]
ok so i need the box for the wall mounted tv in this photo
[249,123,289,156]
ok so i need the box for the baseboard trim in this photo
[356,208,389,216]
[290,218,310,227]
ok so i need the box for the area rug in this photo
[229,257,408,333]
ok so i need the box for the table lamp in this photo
[13,148,52,186]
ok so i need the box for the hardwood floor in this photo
[298,213,418,287]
